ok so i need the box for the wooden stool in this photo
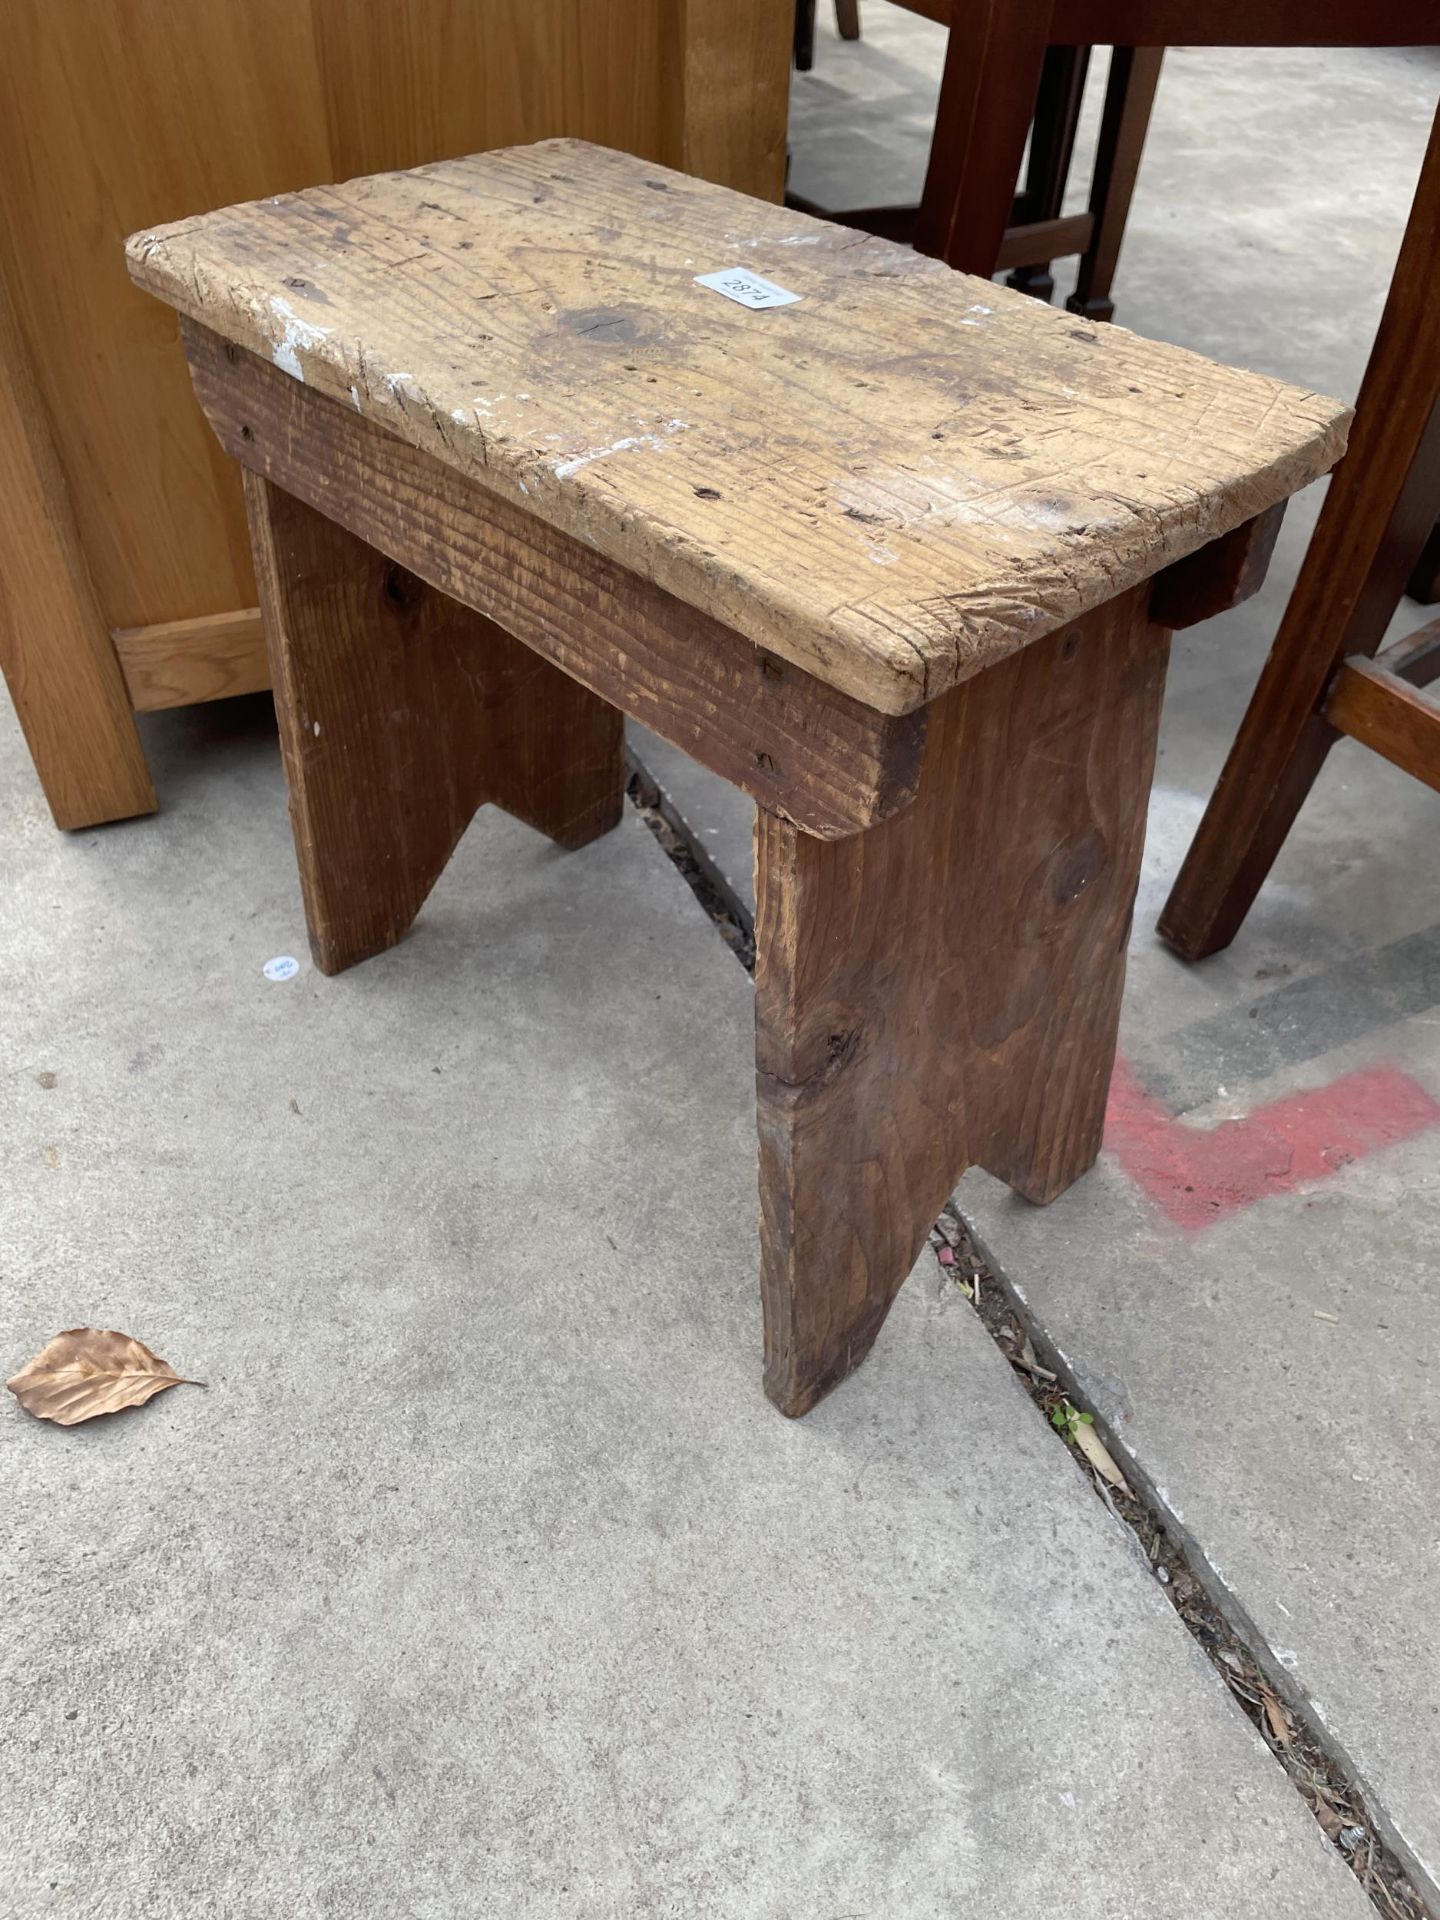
[127,141,1346,1414]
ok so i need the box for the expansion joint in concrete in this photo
[639,751,1434,1920]
[960,1220,1435,1920]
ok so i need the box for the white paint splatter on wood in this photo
[267,294,330,383]
[553,419,689,480]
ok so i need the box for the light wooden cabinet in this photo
[0,0,789,826]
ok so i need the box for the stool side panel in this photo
[245,469,625,975]
[128,140,1349,714]
[755,583,1168,1414]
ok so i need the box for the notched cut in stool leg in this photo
[753,585,1170,1415]
[244,472,623,974]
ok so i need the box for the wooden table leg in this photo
[793,0,817,72]
[1068,46,1163,323]
[245,473,625,975]
[755,584,1168,1416]
[1006,46,1092,303]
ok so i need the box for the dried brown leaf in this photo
[6,1328,201,1427]
[1224,1670,1264,1708]
[1259,1684,1292,1747]
[1313,1800,1346,1841]
[1073,1419,1132,1495]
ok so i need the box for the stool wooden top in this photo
[128,139,1348,716]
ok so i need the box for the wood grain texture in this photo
[185,325,924,839]
[0,0,786,823]
[0,0,325,634]
[113,609,269,712]
[0,264,155,829]
[1323,659,1440,795]
[246,473,625,974]
[0,1,780,641]
[128,139,1349,715]
[665,0,791,201]
[755,584,1168,1415]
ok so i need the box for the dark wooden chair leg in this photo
[245,472,624,975]
[1406,516,1440,604]
[915,0,1056,272]
[1159,101,1440,961]
[794,0,817,72]
[792,14,1093,292]
[1007,46,1093,302]
[1068,45,1164,323]
[755,584,1168,1417]
[835,0,861,41]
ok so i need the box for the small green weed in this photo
[1049,1398,1094,1443]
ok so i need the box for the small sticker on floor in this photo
[263,956,300,982]
[694,268,801,310]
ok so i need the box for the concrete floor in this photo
[640,16,1440,1908]
[1,20,1436,1920]
[0,696,1372,1917]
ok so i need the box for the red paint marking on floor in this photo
[1104,1057,1440,1232]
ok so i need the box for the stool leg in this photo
[754,584,1168,1416]
[246,473,624,975]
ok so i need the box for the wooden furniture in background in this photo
[0,259,155,827]
[789,2,1163,320]
[1406,523,1440,606]
[0,0,789,831]
[914,0,1439,280]
[129,142,1344,1411]
[1159,103,1440,956]
[906,1,1440,954]
[999,45,1096,304]
[794,0,862,71]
